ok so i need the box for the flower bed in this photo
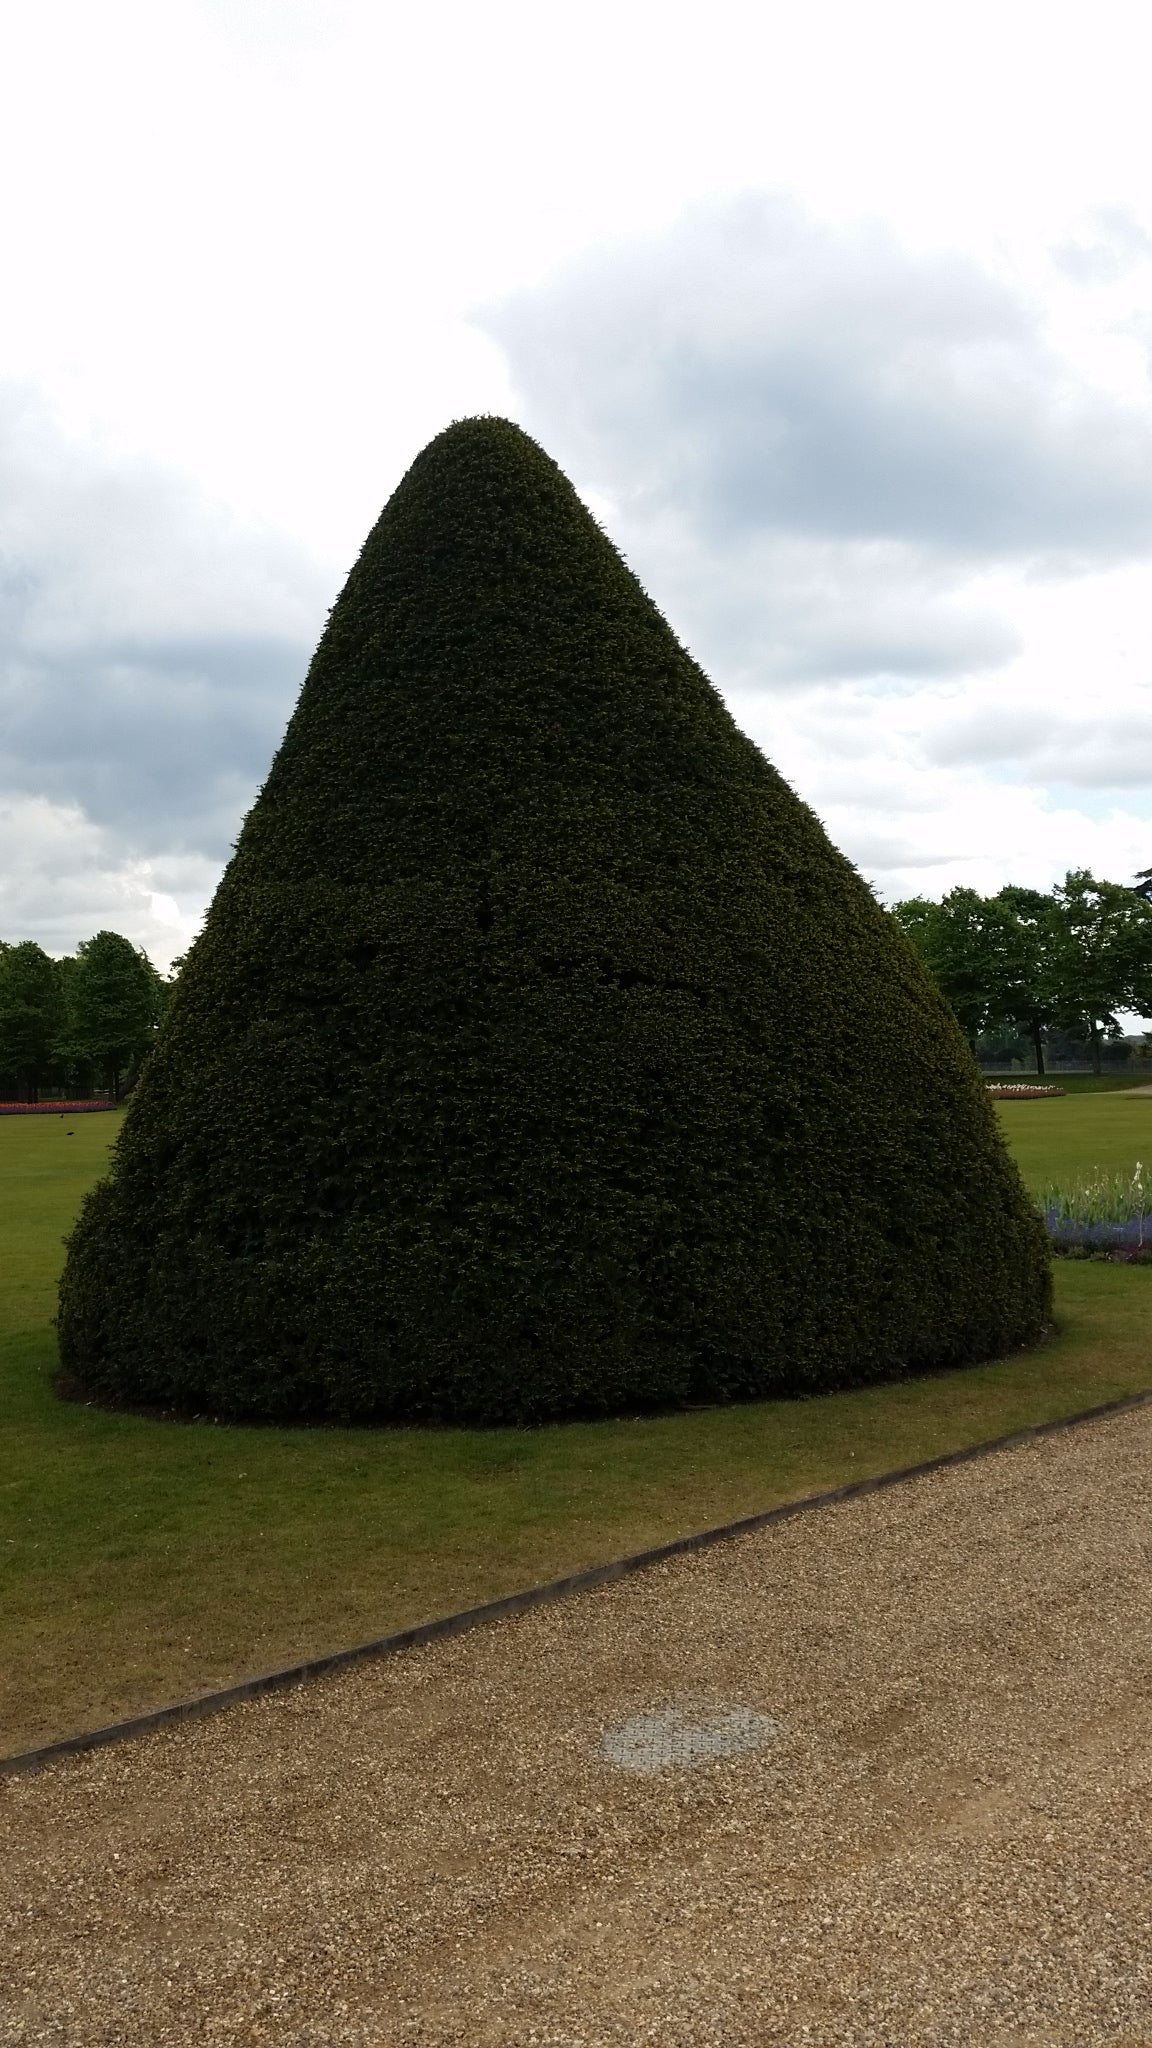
[1048,1227,1152,1259]
[0,1100,116,1115]
[985,1083,1065,1098]
[1041,1167,1152,1255]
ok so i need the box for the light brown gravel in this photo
[3,1403,1152,2047]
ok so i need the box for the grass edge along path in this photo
[5,1380,1151,1778]
[4,1106,1152,1755]
[5,1261,1152,1757]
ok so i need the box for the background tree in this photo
[58,931,167,1099]
[888,890,997,1048]
[896,873,1152,1075]
[1049,870,1152,1074]
[989,885,1062,1075]
[889,887,1057,1056]
[0,942,64,1102]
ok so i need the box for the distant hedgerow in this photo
[57,417,1051,1425]
[0,1101,114,1115]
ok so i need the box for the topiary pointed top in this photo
[58,417,1049,1424]
[249,414,760,891]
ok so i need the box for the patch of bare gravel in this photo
[3,1403,1152,2047]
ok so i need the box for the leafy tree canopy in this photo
[894,871,1152,1073]
[0,931,169,1101]
[57,930,167,1096]
[0,942,63,1099]
[1050,870,1152,1066]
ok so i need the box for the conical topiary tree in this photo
[58,418,1050,1424]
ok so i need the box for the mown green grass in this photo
[996,1088,1152,1189]
[2,1098,1151,1754]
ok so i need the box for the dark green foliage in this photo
[894,873,1152,1077]
[1050,870,1152,1073]
[0,942,63,1100]
[56,930,168,1098]
[891,886,1062,1072]
[58,418,1050,1424]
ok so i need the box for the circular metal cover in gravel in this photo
[600,1701,783,1772]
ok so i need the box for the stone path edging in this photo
[5,1386,1150,1779]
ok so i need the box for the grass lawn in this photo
[996,1088,1152,1186]
[3,1096,1151,1755]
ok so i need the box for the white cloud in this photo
[750,699,1152,907]
[3,1,1152,944]
[479,196,1152,908]
[488,197,1152,565]
[0,795,212,970]
[602,517,1021,690]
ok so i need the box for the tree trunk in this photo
[1089,1021,1102,1075]
[1030,1018,1045,1075]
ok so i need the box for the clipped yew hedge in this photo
[58,418,1050,1424]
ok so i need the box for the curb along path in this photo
[5,1390,1152,2045]
[5,1386,1150,1777]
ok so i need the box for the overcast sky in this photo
[4,0,1152,969]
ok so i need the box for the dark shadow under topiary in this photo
[58,418,1051,1424]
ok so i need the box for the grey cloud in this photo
[832,831,970,873]
[0,387,330,864]
[0,635,304,856]
[926,707,1152,790]
[485,194,1152,567]
[640,530,1020,690]
[920,710,1049,771]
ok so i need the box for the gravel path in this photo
[4,1403,1152,2047]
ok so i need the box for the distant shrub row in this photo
[0,1100,116,1115]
